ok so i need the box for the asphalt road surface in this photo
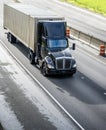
[0,1,81,130]
[20,0,106,42]
[0,0,106,130]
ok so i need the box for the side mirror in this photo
[72,43,76,50]
[69,43,76,50]
[42,36,47,43]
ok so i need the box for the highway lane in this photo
[0,40,80,130]
[15,0,106,129]
[0,0,82,130]
[21,0,106,42]
[1,0,106,130]
[2,33,106,130]
[1,23,106,130]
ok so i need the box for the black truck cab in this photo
[33,21,76,76]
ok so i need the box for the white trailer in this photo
[3,3,64,52]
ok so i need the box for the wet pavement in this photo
[0,41,80,130]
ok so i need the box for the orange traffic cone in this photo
[100,45,105,56]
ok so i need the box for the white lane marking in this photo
[0,39,85,130]
[104,93,106,95]
[0,94,24,130]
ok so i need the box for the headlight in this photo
[72,63,77,68]
[47,64,55,69]
[46,56,55,69]
[71,58,76,68]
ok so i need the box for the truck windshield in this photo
[44,22,65,39]
[47,39,68,48]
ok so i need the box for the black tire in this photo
[29,51,35,64]
[41,62,48,76]
[70,73,74,77]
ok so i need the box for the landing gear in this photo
[7,33,16,44]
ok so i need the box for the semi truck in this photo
[3,3,76,76]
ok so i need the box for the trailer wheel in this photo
[7,33,16,44]
[41,62,48,76]
[29,51,35,64]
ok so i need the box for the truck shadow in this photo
[13,40,29,58]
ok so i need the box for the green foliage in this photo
[62,0,106,16]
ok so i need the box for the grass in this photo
[62,0,106,16]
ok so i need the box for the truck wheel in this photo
[41,62,48,76]
[29,51,35,64]
[70,73,74,77]
[8,33,16,44]
[70,74,73,77]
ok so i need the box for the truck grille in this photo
[56,58,71,70]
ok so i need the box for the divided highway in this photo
[20,0,106,43]
[0,0,106,130]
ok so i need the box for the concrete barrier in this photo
[69,27,106,52]
[14,0,21,3]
